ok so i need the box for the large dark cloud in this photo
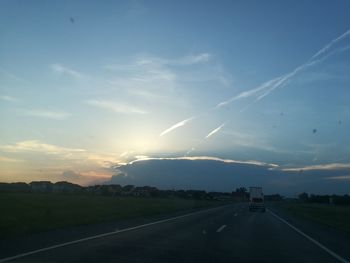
[110,158,350,195]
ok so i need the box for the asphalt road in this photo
[1,203,349,263]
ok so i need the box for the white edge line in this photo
[216,224,227,233]
[0,205,229,263]
[268,209,349,263]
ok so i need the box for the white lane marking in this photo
[216,224,227,233]
[0,205,229,263]
[268,209,349,263]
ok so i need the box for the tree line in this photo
[0,181,241,201]
[298,192,350,205]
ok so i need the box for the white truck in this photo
[249,187,265,212]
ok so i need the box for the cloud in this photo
[325,175,350,180]
[281,163,350,172]
[21,109,71,120]
[118,155,278,168]
[51,64,85,79]
[174,53,211,65]
[0,67,25,82]
[106,53,211,72]
[205,122,226,139]
[160,117,195,136]
[216,28,350,109]
[104,53,226,106]
[133,53,211,67]
[120,151,132,157]
[0,156,23,162]
[110,157,350,194]
[0,140,85,155]
[86,100,148,114]
[0,95,19,102]
[111,156,280,192]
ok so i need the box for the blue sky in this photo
[1,0,350,193]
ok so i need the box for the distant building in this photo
[0,182,30,192]
[85,184,123,196]
[121,185,135,195]
[30,181,53,192]
[133,186,158,197]
[108,184,123,196]
[53,181,82,193]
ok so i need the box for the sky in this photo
[1,0,350,194]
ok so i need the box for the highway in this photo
[1,203,350,263]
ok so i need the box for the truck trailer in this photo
[249,186,265,212]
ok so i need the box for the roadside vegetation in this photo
[0,192,220,239]
[0,182,248,239]
[276,193,350,234]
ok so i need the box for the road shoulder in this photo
[268,203,350,262]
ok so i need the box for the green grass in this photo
[277,202,350,233]
[0,193,218,239]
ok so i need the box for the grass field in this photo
[0,193,218,239]
[277,202,350,233]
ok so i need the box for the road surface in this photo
[1,203,349,263]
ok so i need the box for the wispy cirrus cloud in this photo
[160,117,195,136]
[21,109,71,120]
[86,100,148,114]
[325,175,350,180]
[130,53,211,67]
[105,53,229,105]
[105,53,211,73]
[0,67,26,82]
[0,156,23,162]
[51,63,85,79]
[0,140,85,155]
[166,53,211,65]
[281,163,350,172]
[0,95,19,102]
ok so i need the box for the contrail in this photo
[160,117,195,136]
[216,60,317,109]
[215,76,283,108]
[181,29,350,155]
[253,44,350,104]
[215,28,350,109]
[309,29,350,61]
[184,122,227,157]
[253,59,319,103]
[205,122,226,139]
